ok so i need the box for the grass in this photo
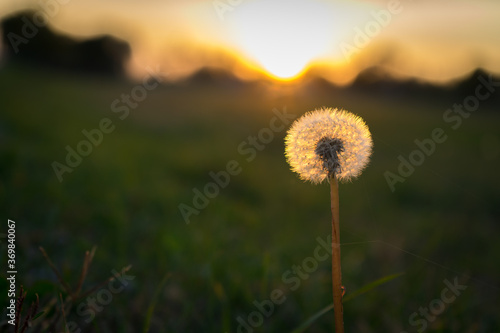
[0,64,499,332]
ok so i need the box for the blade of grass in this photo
[59,294,69,333]
[79,265,132,300]
[20,294,40,333]
[260,252,271,300]
[32,311,45,321]
[291,304,334,333]
[142,272,172,333]
[15,285,26,333]
[76,246,97,298]
[290,272,405,333]
[342,271,405,303]
[39,247,72,295]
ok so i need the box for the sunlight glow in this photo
[229,0,335,80]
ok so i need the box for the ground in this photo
[0,65,499,332]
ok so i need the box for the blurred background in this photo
[0,0,499,332]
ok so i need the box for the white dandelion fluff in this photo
[285,107,373,184]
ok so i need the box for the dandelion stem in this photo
[330,175,344,333]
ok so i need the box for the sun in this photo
[228,0,335,80]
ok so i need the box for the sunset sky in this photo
[1,0,500,84]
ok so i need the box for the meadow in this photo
[0,65,499,332]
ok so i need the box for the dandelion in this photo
[285,108,372,184]
[284,107,373,333]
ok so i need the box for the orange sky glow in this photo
[1,0,500,85]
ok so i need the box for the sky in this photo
[1,0,500,84]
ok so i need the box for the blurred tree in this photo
[1,11,131,77]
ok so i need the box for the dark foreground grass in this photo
[0,65,499,332]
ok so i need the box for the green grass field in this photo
[1,65,499,332]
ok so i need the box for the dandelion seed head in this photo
[285,108,373,184]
